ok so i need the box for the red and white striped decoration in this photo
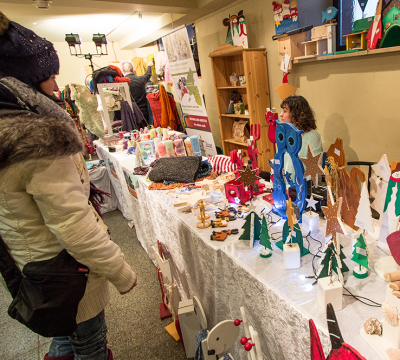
[207,155,237,174]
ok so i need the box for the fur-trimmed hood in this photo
[0,112,84,170]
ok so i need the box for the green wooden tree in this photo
[351,233,369,279]
[275,220,310,257]
[338,243,349,273]
[316,240,344,284]
[239,211,262,248]
[259,215,272,258]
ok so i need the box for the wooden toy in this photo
[230,149,244,171]
[152,244,181,341]
[177,297,206,358]
[247,124,260,170]
[265,108,278,145]
[210,229,239,241]
[225,178,251,204]
[259,215,273,258]
[322,6,338,23]
[343,31,368,51]
[367,0,383,50]
[201,320,239,360]
[300,143,324,187]
[351,232,370,279]
[326,138,365,230]
[274,72,297,100]
[239,306,263,360]
[237,10,248,48]
[197,200,211,228]
[272,120,306,218]
[239,208,262,249]
[210,219,228,228]
[354,181,374,233]
[236,164,260,189]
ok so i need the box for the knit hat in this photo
[272,1,282,12]
[0,12,59,86]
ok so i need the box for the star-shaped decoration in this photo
[286,198,296,232]
[236,165,260,189]
[300,143,324,187]
[275,19,281,27]
[284,171,292,183]
[321,186,346,249]
[306,195,318,211]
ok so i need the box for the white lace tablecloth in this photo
[94,142,386,360]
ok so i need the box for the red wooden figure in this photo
[247,124,260,170]
[230,149,244,171]
[265,109,278,145]
[310,303,366,360]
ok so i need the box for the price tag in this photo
[334,148,341,156]
[356,247,367,256]
[275,159,280,165]
[354,220,364,228]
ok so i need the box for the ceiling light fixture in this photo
[138,12,142,20]
[65,33,108,74]
[33,0,52,10]
[32,22,37,25]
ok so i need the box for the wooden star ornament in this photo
[300,143,324,187]
[321,186,346,245]
[236,165,260,189]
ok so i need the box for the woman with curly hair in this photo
[279,95,323,182]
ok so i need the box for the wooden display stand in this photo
[283,243,301,269]
[277,31,309,69]
[317,277,343,312]
[209,44,275,171]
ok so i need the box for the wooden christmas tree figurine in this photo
[354,182,374,233]
[351,234,369,279]
[316,240,345,285]
[259,215,273,258]
[239,209,262,249]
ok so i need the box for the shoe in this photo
[44,354,74,360]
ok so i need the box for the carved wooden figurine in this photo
[326,138,365,230]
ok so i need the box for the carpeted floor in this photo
[0,210,187,360]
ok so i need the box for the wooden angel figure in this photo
[326,138,365,230]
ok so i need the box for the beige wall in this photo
[195,0,400,166]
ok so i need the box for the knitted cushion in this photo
[207,155,236,174]
[148,157,201,183]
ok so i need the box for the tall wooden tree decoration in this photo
[316,240,345,285]
[259,215,273,258]
[351,234,369,279]
[354,182,374,233]
[239,209,262,249]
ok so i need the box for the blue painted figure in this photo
[272,120,307,218]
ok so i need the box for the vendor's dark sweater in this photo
[125,66,152,121]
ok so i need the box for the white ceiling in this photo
[0,0,243,48]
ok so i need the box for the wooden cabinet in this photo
[209,44,275,171]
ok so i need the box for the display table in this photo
[94,141,386,360]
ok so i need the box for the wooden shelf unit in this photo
[209,44,275,171]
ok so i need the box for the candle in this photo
[184,137,193,156]
[162,128,169,141]
[164,140,175,157]
[190,135,201,156]
[158,142,166,158]
[174,139,186,157]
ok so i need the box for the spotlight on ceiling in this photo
[138,12,142,20]
[92,34,108,55]
[65,33,82,56]
[33,0,52,10]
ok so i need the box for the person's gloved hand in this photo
[148,60,154,67]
